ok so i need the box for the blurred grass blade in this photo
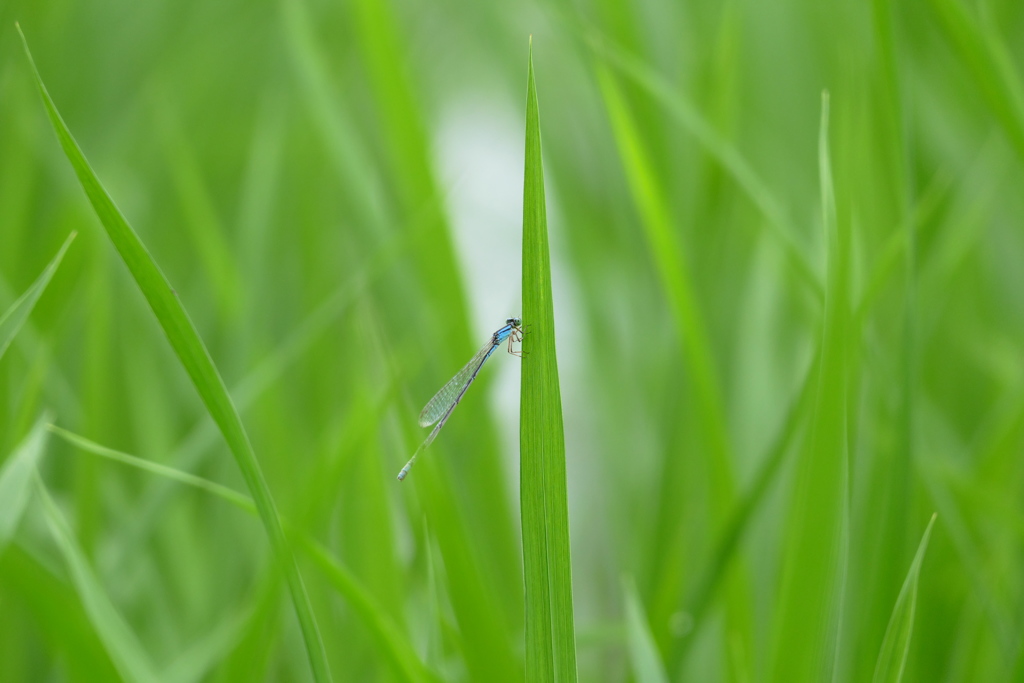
[675,363,816,667]
[593,64,734,510]
[520,40,578,683]
[0,415,51,551]
[163,604,255,683]
[928,0,1024,162]
[16,24,332,683]
[35,469,161,683]
[919,457,1014,650]
[50,424,436,683]
[873,514,938,683]
[770,92,850,682]
[623,577,670,683]
[279,0,383,223]
[110,274,367,570]
[47,424,256,514]
[299,537,442,683]
[595,57,752,666]
[153,99,242,318]
[0,231,75,364]
[586,30,821,300]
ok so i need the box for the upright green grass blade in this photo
[928,0,1024,163]
[49,424,438,683]
[873,514,938,683]
[35,462,162,683]
[0,415,51,551]
[674,364,816,668]
[0,231,75,364]
[520,40,578,683]
[594,65,734,509]
[162,603,255,683]
[769,92,850,682]
[16,25,331,683]
[154,102,243,317]
[586,30,822,301]
[0,543,122,679]
[623,577,670,683]
[595,60,751,666]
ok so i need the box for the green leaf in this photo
[595,53,751,668]
[593,59,736,521]
[0,415,51,551]
[587,29,821,301]
[928,0,1024,163]
[47,424,256,514]
[35,468,162,683]
[873,514,938,683]
[16,24,332,683]
[769,92,851,682]
[520,39,578,683]
[677,364,816,664]
[623,577,670,683]
[49,424,438,683]
[0,231,75,364]
[0,543,122,679]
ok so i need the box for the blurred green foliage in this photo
[2,0,1024,680]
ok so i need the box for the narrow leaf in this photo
[587,31,821,300]
[47,424,255,514]
[623,577,670,683]
[0,415,51,551]
[594,65,735,508]
[16,24,331,682]
[595,58,751,666]
[520,39,578,682]
[769,92,851,682]
[50,424,436,683]
[35,472,161,683]
[928,0,1024,162]
[872,513,938,683]
[0,231,75,363]
[593,61,737,528]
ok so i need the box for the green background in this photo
[2,0,1024,680]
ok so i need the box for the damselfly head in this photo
[508,317,522,328]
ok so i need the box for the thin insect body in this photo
[397,317,524,481]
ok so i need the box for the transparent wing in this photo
[418,340,496,427]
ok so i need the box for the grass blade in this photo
[593,65,735,509]
[520,40,578,682]
[623,577,670,683]
[0,543,122,679]
[0,231,75,364]
[35,464,161,682]
[673,363,816,668]
[16,24,332,682]
[47,424,256,513]
[162,604,255,683]
[585,29,822,301]
[769,92,851,682]
[873,514,938,683]
[594,58,751,665]
[49,424,437,683]
[928,0,1024,162]
[0,415,51,551]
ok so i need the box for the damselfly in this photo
[397,317,524,481]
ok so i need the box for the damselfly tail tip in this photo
[398,458,416,481]
[397,452,418,482]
